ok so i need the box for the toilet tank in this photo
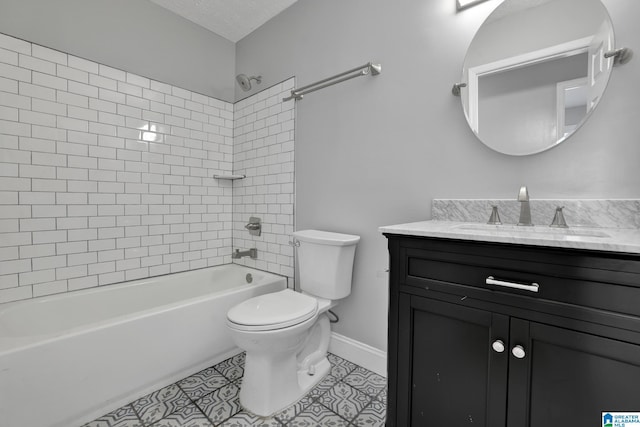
[293,230,360,300]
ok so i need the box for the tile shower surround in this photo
[84,352,387,427]
[231,82,295,278]
[0,33,295,303]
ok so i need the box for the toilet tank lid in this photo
[293,230,360,246]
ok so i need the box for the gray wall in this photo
[0,0,236,102]
[236,0,640,351]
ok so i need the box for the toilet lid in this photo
[227,289,318,331]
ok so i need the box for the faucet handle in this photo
[244,217,262,236]
[517,186,529,202]
[549,206,569,228]
[487,205,502,225]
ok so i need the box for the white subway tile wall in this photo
[232,80,295,278]
[0,34,295,304]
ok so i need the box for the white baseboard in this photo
[328,332,387,377]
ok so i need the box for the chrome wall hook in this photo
[452,82,467,96]
[605,47,633,66]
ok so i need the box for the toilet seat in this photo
[227,289,318,331]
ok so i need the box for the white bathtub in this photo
[0,264,287,427]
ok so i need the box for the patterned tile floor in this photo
[83,353,387,426]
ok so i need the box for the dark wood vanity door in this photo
[398,294,509,427]
[507,318,640,427]
[386,234,640,427]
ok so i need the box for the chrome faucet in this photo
[232,248,258,259]
[517,186,533,226]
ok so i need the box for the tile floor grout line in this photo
[126,404,145,427]
[179,381,219,427]
[341,380,377,424]
[321,385,371,424]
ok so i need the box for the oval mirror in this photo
[460,0,615,155]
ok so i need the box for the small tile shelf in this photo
[213,174,246,180]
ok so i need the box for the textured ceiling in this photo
[149,0,299,43]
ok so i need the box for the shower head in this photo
[236,74,262,91]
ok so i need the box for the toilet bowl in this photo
[227,289,333,416]
[226,230,360,416]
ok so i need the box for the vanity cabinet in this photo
[385,234,640,427]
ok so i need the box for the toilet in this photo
[226,229,360,416]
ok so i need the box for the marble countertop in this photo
[379,220,640,254]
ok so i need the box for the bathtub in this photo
[0,264,287,427]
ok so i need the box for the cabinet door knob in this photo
[492,340,505,353]
[511,345,526,359]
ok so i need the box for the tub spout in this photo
[232,248,258,259]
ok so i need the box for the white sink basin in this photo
[453,223,611,238]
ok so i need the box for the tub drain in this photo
[246,273,253,283]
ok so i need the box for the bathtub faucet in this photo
[232,248,258,259]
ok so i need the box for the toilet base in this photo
[239,354,330,417]
[235,314,332,417]
[297,355,330,397]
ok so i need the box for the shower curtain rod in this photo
[283,62,382,102]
